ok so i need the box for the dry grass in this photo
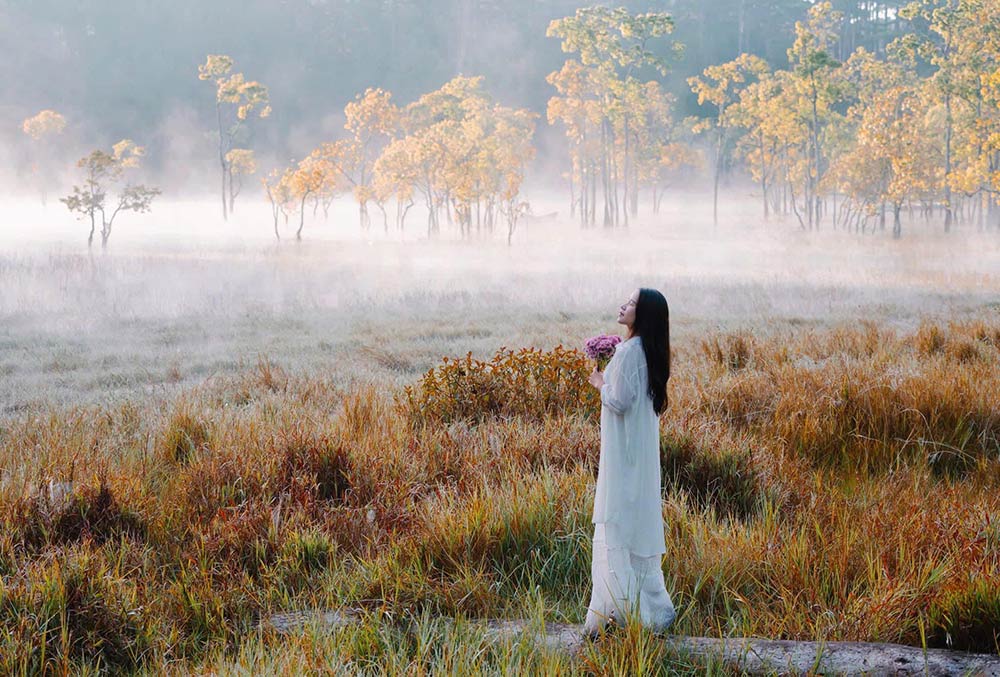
[0,320,998,673]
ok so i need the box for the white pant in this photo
[584,523,676,633]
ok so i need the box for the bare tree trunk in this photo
[601,119,612,228]
[713,130,723,228]
[297,194,308,240]
[623,114,630,227]
[228,167,237,214]
[569,164,576,219]
[944,91,953,231]
[217,103,228,221]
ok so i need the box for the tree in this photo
[372,135,418,232]
[366,76,535,239]
[689,53,769,226]
[729,71,782,219]
[60,140,160,248]
[547,6,681,228]
[899,0,977,230]
[830,45,941,237]
[261,168,295,240]
[198,54,271,221]
[547,59,602,226]
[786,1,845,229]
[225,148,257,214]
[21,109,67,204]
[288,150,339,240]
[341,88,401,228]
[491,105,538,244]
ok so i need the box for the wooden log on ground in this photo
[263,610,1000,675]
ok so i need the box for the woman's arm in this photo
[600,348,640,415]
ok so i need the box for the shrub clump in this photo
[401,345,598,426]
[915,322,946,356]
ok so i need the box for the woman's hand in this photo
[588,367,605,390]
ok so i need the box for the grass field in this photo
[1,210,999,673]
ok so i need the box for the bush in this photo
[401,346,598,426]
[915,322,946,356]
[277,432,352,506]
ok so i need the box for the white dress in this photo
[584,336,676,633]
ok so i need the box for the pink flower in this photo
[584,334,622,361]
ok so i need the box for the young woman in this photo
[583,287,676,638]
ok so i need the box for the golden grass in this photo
[0,320,998,673]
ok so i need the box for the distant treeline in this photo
[4,1,913,158]
[14,1,1000,241]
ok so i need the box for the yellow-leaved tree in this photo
[341,88,401,229]
[60,140,160,248]
[547,6,680,228]
[832,45,941,237]
[21,109,67,204]
[689,54,769,226]
[261,168,296,240]
[225,148,257,215]
[198,54,270,220]
[371,76,536,239]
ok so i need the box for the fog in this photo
[2,190,997,413]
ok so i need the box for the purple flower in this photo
[584,334,622,361]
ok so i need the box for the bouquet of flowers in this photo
[584,334,621,371]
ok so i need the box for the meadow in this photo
[1,206,999,674]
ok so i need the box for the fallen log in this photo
[263,610,1000,675]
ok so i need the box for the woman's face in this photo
[617,289,639,329]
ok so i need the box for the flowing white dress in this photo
[584,336,676,633]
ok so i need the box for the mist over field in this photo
[2,191,997,412]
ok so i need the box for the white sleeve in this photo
[600,347,640,415]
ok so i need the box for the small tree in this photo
[225,148,256,214]
[689,54,769,226]
[341,88,400,228]
[288,151,337,240]
[261,167,295,240]
[60,140,160,248]
[21,109,67,204]
[198,55,270,220]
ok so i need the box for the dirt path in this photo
[264,609,1000,675]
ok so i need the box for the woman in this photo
[583,287,676,639]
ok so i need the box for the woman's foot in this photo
[581,611,623,643]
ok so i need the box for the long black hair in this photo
[632,288,670,414]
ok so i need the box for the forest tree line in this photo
[15,1,1000,242]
